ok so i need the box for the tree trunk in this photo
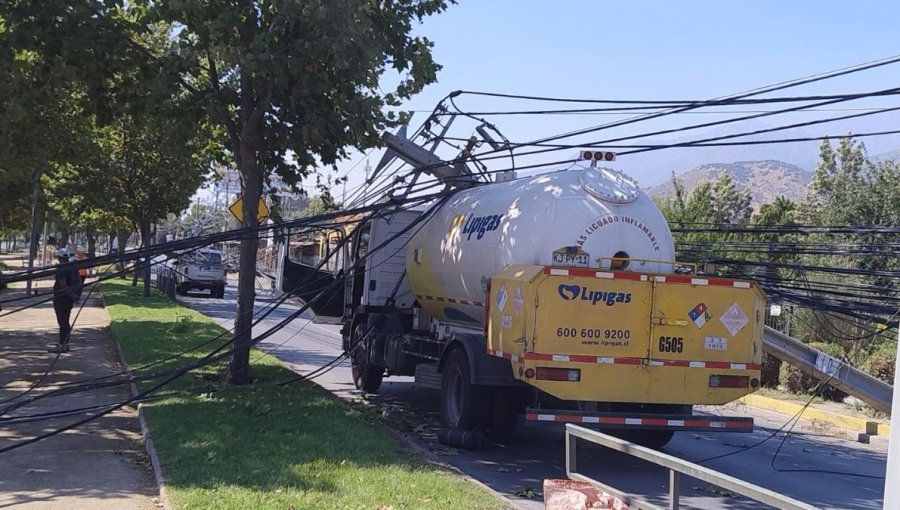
[86,230,96,258]
[227,142,261,385]
[140,219,152,297]
[117,229,129,279]
[225,31,268,385]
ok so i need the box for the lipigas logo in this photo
[448,213,504,241]
[557,284,632,307]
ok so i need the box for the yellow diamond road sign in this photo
[229,197,269,223]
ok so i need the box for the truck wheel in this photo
[441,349,488,430]
[487,387,522,443]
[215,286,225,299]
[350,324,383,393]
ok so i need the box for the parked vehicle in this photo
[174,249,226,298]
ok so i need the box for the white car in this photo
[173,249,226,298]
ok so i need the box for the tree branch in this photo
[207,48,243,169]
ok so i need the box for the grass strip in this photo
[103,278,504,510]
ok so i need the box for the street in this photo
[177,281,888,509]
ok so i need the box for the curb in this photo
[103,295,174,510]
[739,394,891,441]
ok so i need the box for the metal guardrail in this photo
[565,424,820,510]
[764,326,893,414]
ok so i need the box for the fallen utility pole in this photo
[764,326,893,413]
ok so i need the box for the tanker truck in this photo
[282,131,764,447]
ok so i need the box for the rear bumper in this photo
[181,280,225,289]
[525,409,754,432]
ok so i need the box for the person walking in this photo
[73,246,89,286]
[49,247,78,353]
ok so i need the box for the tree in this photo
[151,0,452,383]
[0,29,95,257]
[2,0,453,383]
[794,137,899,352]
[656,172,753,273]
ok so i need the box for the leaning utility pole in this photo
[883,324,900,509]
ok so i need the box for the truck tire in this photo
[441,349,488,430]
[487,387,522,443]
[177,283,187,296]
[214,286,225,299]
[350,323,383,393]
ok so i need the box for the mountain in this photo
[646,160,813,210]
[872,147,900,163]
[613,111,900,187]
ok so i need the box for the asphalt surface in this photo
[177,280,889,509]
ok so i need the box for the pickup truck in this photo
[174,249,226,298]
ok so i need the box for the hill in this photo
[646,160,812,209]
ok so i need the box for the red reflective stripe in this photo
[520,353,759,370]
[524,413,752,430]
[612,271,644,281]
[565,268,597,278]
[663,275,693,284]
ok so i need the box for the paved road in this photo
[177,282,888,509]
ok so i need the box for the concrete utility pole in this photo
[883,325,900,509]
[25,168,42,294]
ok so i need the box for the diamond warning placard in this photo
[688,302,712,329]
[720,303,749,336]
[496,282,508,312]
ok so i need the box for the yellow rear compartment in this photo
[487,265,765,405]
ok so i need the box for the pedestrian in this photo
[73,246,89,287]
[49,247,79,353]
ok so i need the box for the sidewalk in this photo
[0,255,158,509]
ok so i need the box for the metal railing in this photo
[565,424,820,510]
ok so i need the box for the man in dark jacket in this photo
[49,247,79,353]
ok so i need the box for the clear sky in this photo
[308,1,900,196]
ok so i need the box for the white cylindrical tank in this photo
[407,166,676,328]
